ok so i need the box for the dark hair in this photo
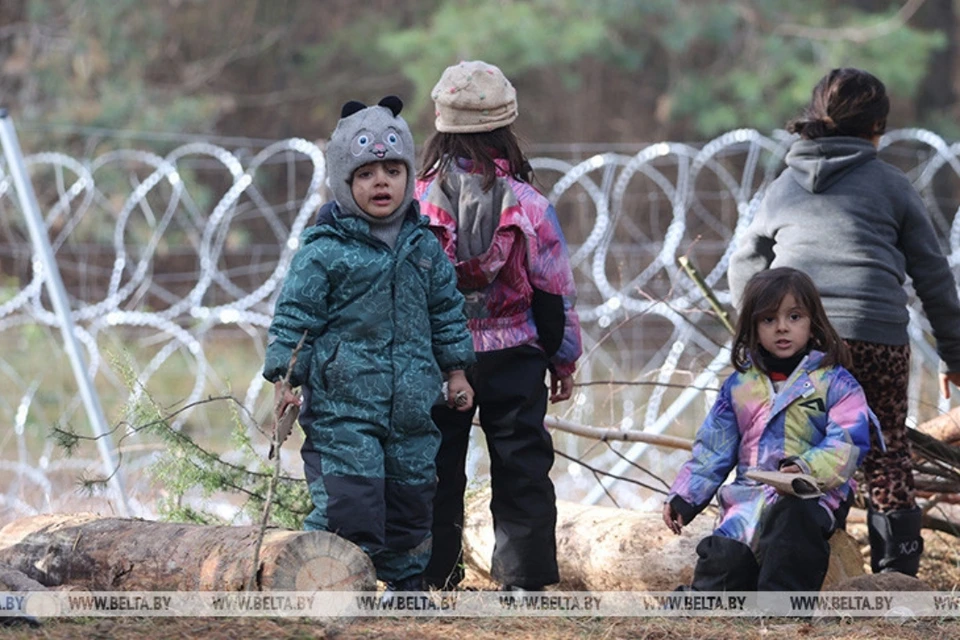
[786,68,889,140]
[418,127,533,192]
[732,267,849,373]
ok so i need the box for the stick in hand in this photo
[268,331,308,460]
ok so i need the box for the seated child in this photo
[663,267,873,591]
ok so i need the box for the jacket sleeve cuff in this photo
[779,455,812,475]
[551,360,577,378]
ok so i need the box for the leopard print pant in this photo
[845,340,916,512]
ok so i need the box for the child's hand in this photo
[273,380,301,416]
[940,371,960,399]
[662,501,685,535]
[773,463,803,495]
[446,370,474,412]
[550,372,574,403]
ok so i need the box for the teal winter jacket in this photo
[264,201,475,434]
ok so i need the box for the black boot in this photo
[868,507,924,576]
[381,574,425,606]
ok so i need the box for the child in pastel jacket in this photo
[663,268,873,591]
[264,96,475,593]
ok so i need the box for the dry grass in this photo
[2,615,959,640]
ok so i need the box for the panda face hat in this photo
[326,95,416,221]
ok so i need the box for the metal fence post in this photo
[0,109,130,515]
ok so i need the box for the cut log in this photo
[916,407,960,444]
[463,491,864,591]
[0,514,375,592]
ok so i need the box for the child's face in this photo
[757,292,811,359]
[350,160,407,218]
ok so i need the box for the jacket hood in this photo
[785,137,877,194]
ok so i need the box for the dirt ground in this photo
[3,616,960,640]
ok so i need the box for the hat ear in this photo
[340,100,367,118]
[378,95,403,117]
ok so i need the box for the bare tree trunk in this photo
[0,514,375,592]
[913,0,957,121]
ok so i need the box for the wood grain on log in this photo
[0,514,375,592]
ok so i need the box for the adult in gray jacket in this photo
[729,68,960,577]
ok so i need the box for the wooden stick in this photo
[545,415,693,451]
[677,254,735,335]
[247,330,308,591]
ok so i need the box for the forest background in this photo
[1,0,958,150]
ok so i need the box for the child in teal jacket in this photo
[264,97,475,592]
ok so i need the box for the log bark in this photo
[916,406,960,444]
[463,491,864,591]
[0,514,375,591]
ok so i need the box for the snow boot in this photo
[868,507,924,576]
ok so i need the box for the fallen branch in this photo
[921,513,960,537]
[545,415,693,451]
[909,429,960,470]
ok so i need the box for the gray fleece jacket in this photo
[728,136,960,371]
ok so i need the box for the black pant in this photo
[691,496,832,592]
[425,345,559,590]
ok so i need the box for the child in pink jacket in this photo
[416,60,583,592]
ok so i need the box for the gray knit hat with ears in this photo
[326,96,416,221]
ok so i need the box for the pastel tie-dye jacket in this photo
[416,159,582,377]
[666,351,872,551]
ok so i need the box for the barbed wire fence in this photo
[1,123,958,524]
